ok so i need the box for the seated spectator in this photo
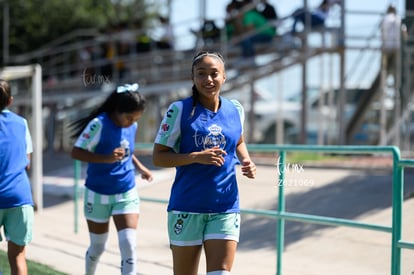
[201,20,221,45]
[133,19,153,53]
[236,0,276,65]
[155,15,174,50]
[291,0,340,34]
[225,0,245,40]
[136,34,152,52]
[256,0,278,22]
[191,19,222,47]
[256,0,278,36]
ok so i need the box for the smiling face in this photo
[191,54,226,101]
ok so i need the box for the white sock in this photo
[207,271,231,275]
[118,228,137,275]
[85,232,108,275]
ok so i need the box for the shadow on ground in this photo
[238,169,414,251]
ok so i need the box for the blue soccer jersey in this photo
[0,110,33,208]
[155,96,244,213]
[74,113,137,195]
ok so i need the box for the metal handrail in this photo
[397,158,414,251]
[244,144,403,275]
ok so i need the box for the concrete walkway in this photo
[1,153,414,274]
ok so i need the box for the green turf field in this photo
[0,249,67,275]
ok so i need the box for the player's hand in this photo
[112,147,126,162]
[240,159,256,179]
[195,146,227,167]
[141,169,154,182]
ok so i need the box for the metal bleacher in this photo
[7,5,380,148]
[6,14,343,101]
[7,2,414,150]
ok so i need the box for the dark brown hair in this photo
[70,84,146,138]
[0,79,11,111]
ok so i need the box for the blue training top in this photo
[74,112,137,195]
[0,110,34,208]
[155,96,244,213]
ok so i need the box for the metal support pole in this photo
[199,0,206,27]
[327,52,334,145]
[32,64,43,211]
[318,54,325,145]
[300,0,309,144]
[405,50,412,149]
[276,151,286,275]
[394,47,402,147]
[74,160,81,233]
[2,0,9,65]
[248,81,255,143]
[390,148,402,275]
[337,0,346,144]
[379,53,387,145]
[276,73,284,144]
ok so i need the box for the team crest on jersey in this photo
[203,124,226,150]
[119,139,130,163]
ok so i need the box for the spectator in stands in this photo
[381,4,407,101]
[225,0,245,40]
[100,26,117,81]
[236,0,276,67]
[256,0,278,35]
[133,19,153,53]
[256,0,278,22]
[191,19,222,48]
[200,20,222,46]
[381,5,407,55]
[78,44,96,85]
[155,15,174,50]
[291,0,340,34]
[115,22,133,79]
[100,23,130,82]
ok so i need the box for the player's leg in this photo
[113,214,138,275]
[204,240,236,274]
[204,213,240,274]
[112,189,140,275]
[85,221,110,275]
[84,188,111,275]
[3,205,33,275]
[8,241,28,275]
[168,212,205,275]
[171,244,203,275]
